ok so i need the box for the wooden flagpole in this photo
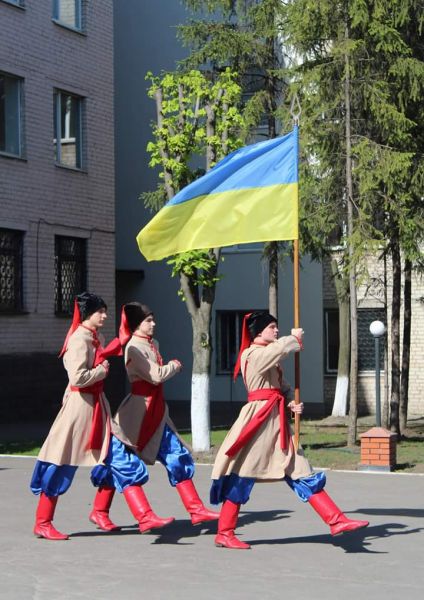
[293,237,301,449]
[290,95,301,450]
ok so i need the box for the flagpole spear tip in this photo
[290,93,302,126]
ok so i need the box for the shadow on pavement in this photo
[249,523,424,554]
[70,519,218,544]
[356,507,424,518]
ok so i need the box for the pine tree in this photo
[280,0,424,437]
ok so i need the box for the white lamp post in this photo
[369,320,386,427]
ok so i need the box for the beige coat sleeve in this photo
[127,345,179,384]
[249,335,301,376]
[64,336,107,387]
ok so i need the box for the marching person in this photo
[30,292,173,540]
[210,311,369,549]
[90,302,218,529]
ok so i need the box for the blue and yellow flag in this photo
[137,126,299,261]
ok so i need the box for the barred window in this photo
[324,308,385,374]
[55,235,86,315]
[0,228,23,313]
[357,308,386,371]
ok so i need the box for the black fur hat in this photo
[124,302,153,332]
[76,292,107,321]
[247,311,277,339]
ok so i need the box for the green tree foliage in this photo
[177,1,424,437]
[280,0,424,436]
[179,0,296,316]
[142,68,244,450]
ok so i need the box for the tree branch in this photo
[154,87,176,200]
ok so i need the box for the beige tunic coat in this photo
[211,335,313,482]
[113,335,185,465]
[37,326,112,467]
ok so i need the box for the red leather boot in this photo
[309,490,369,536]
[123,485,175,534]
[214,499,250,549]
[33,493,69,540]
[89,486,120,531]
[175,480,219,525]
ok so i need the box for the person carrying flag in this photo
[90,302,218,528]
[210,311,369,549]
[30,292,173,540]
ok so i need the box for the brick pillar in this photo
[359,427,397,472]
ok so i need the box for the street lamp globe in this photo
[370,320,386,338]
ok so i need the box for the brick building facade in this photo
[0,0,117,421]
[323,252,424,417]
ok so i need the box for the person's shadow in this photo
[70,506,424,552]
[241,506,424,553]
[70,518,218,544]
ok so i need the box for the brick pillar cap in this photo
[360,427,397,439]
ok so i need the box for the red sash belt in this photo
[225,388,289,457]
[68,337,122,452]
[70,382,105,450]
[131,380,165,452]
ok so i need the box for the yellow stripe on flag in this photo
[137,183,298,261]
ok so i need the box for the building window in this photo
[324,308,386,374]
[357,308,386,371]
[324,309,339,373]
[0,1,25,7]
[0,72,22,157]
[0,228,23,313]
[53,90,83,169]
[55,236,86,315]
[222,243,263,254]
[216,310,261,374]
[52,0,82,31]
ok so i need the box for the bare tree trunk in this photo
[382,251,390,429]
[344,25,358,448]
[331,257,350,416]
[400,257,411,434]
[390,239,401,438]
[179,246,220,451]
[268,242,278,318]
[180,272,213,452]
[347,239,358,446]
[190,309,212,452]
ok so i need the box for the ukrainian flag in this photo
[137,126,299,261]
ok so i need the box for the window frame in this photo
[221,243,263,254]
[0,0,25,8]
[53,89,83,170]
[216,309,263,375]
[324,308,339,374]
[0,227,24,314]
[0,71,23,158]
[54,235,87,316]
[52,0,83,32]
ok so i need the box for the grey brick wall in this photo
[323,252,424,417]
[0,0,116,419]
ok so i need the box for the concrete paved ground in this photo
[0,456,423,600]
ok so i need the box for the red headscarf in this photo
[118,305,132,346]
[233,312,252,381]
[59,300,81,357]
